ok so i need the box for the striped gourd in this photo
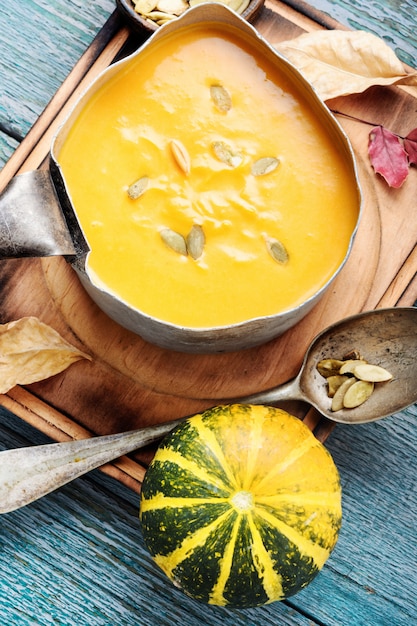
[139,404,342,608]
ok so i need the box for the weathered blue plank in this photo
[0,0,115,142]
[0,133,18,168]
[295,406,417,625]
[309,0,417,65]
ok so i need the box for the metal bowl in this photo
[0,5,361,354]
[55,5,361,352]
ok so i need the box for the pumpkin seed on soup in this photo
[251,156,280,176]
[160,228,187,256]
[127,175,149,200]
[169,139,191,175]
[186,224,205,260]
[210,84,232,112]
[211,141,243,168]
[265,237,289,264]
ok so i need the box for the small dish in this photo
[116,0,265,32]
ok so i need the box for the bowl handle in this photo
[0,170,77,259]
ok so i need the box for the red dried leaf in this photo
[368,126,409,188]
[404,128,417,166]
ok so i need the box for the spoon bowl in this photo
[1,306,416,513]
[245,306,417,424]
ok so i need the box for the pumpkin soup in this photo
[58,25,359,329]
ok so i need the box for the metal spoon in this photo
[1,306,416,514]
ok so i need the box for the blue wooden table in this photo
[1,1,416,624]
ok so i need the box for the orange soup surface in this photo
[58,25,359,328]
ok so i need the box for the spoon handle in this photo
[0,377,306,514]
[0,418,184,514]
[238,376,305,405]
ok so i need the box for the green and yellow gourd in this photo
[139,404,342,608]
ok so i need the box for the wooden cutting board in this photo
[1,1,416,493]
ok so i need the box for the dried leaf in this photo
[275,30,417,101]
[0,317,91,394]
[404,128,417,166]
[368,126,409,188]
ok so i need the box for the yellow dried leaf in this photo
[275,30,417,101]
[0,316,91,394]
